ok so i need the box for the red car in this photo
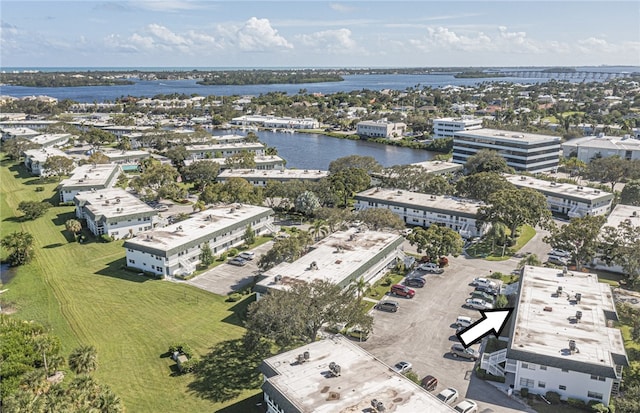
[390,284,415,298]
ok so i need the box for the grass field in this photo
[468,225,536,261]
[0,158,261,412]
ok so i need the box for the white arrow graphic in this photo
[456,308,514,348]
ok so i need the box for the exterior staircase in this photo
[178,257,195,275]
[480,348,507,377]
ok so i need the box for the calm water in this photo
[2,67,637,103]
[214,129,433,170]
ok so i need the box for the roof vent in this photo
[557,286,563,295]
[575,293,582,303]
[371,399,386,412]
[577,186,583,190]
[328,362,341,377]
[569,340,578,353]
[544,306,553,312]
[520,176,527,180]
[633,211,638,217]
[575,311,583,322]
[274,275,282,283]
[304,351,310,361]
[397,190,403,195]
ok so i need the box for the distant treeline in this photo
[196,70,344,85]
[454,71,507,79]
[0,72,135,87]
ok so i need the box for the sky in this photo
[1,0,639,68]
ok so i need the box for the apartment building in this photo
[453,128,561,173]
[254,228,403,299]
[74,188,157,240]
[356,119,407,139]
[504,174,614,218]
[185,155,286,171]
[562,134,640,163]
[260,336,456,413]
[23,147,72,176]
[354,188,487,238]
[184,142,265,160]
[432,116,483,139]
[481,266,628,407]
[124,205,276,277]
[58,164,122,203]
[216,168,329,187]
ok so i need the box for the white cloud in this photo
[131,0,202,12]
[296,28,357,54]
[234,17,293,52]
[147,24,189,46]
[330,3,356,13]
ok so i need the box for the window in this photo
[590,375,606,382]
[538,381,546,388]
[559,385,567,391]
[519,378,534,388]
[587,391,603,400]
[540,366,547,371]
[562,369,569,373]
[522,363,535,370]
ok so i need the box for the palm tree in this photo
[65,219,82,241]
[1,231,35,266]
[353,277,369,302]
[97,387,124,413]
[42,383,69,413]
[309,219,329,241]
[517,253,542,269]
[68,345,98,375]
[68,375,100,408]
[486,222,508,254]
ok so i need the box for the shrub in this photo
[520,387,529,398]
[218,252,228,261]
[588,401,609,413]
[567,398,586,409]
[100,234,114,242]
[404,371,420,385]
[226,293,242,302]
[381,276,393,286]
[489,272,503,280]
[35,186,44,192]
[179,357,199,373]
[545,391,561,404]
[227,248,239,257]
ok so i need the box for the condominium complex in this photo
[216,168,329,187]
[562,134,640,162]
[58,164,122,203]
[453,128,561,173]
[481,266,627,407]
[124,205,276,277]
[185,155,286,171]
[432,116,483,139]
[356,119,407,139]
[184,142,265,160]
[504,174,614,218]
[260,336,456,413]
[230,115,320,129]
[354,188,487,238]
[23,147,72,176]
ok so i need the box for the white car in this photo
[549,249,570,258]
[454,400,478,413]
[436,387,459,405]
[465,298,494,310]
[471,277,497,288]
[391,361,413,374]
[418,262,444,273]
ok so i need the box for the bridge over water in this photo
[492,70,634,80]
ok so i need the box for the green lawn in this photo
[367,273,405,300]
[468,225,536,261]
[0,158,260,412]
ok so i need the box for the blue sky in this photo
[1,1,639,68]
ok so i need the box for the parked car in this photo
[238,251,255,260]
[471,291,495,303]
[436,388,459,405]
[549,249,570,258]
[391,361,412,374]
[421,375,438,391]
[547,255,569,266]
[404,277,426,288]
[455,316,473,328]
[418,262,444,274]
[390,284,415,298]
[344,327,370,341]
[450,344,479,361]
[475,285,499,295]
[228,257,247,266]
[471,277,497,288]
[375,301,399,312]
[454,400,478,413]
[465,298,494,310]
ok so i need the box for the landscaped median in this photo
[466,225,536,261]
[0,158,262,412]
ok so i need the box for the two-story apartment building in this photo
[504,174,614,218]
[184,155,286,171]
[432,116,483,139]
[453,128,561,173]
[184,142,265,160]
[480,266,628,407]
[593,203,640,273]
[29,133,71,148]
[354,188,488,238]
[216,168,329,187]
[23,148,73,176]
[123,205,276,277]
[74,188,158,240]
[562,134,640,162]
[260,336,456,413]
[356,119,407,139]
[58,164,122,203]
[254,228,404,299]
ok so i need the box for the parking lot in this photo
[359,253,536,413]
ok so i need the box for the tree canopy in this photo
[43,155,75,180]
[17,201,51,221]
[455,172,516,202]
[620,180,640,206]
[464,149,515,175]
[544,215,606,270]
[329,167,371,207]
[356,208,405,231]
[600,218,640,286]
[328,155,382,174]
[182,160,220,190]
[479,188,552,238]
[406,225,464,258]
[257,231,313,271]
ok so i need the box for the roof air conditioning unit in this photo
[303,351,310,361]
[569,339,577,353]
[576,311,582,322]
[274,275,282,283]
[575,293,582,303]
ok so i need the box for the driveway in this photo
[186,241,274,295]
[359,249,536,413]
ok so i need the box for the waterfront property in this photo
[216,168,329,187]
[453,128,561,173]
[184,142,265,160]
[230,115,319,129]
[58,163,122,203]
[354,188,487,238]
[23,147,73,176]
[184,155,286,171]
[254,228,403,299]
[480,266,627,407]
[561,133,640,162]
[259,336,456,413]
[592,203,640,273]
[409,160,464,175]
[432,116,483,139]
[207,134,247,145]
[356,119,407,139]
[74,188,158,240]
[124,205,276,277]
[100,125,154,138]
[504,174,614,218]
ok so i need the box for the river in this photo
[214,129,433,170]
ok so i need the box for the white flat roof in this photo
[184,155,284,167]
[433,116,482,124]
[261,336,455,413]
[601,204,640,230]
[125,204,273,254]
[455,128,561,144]
[24,147,69,163]
[504,174,614,202]
[102,150,151,159]
[510,266,627,375]
[409,160,463,174]
[356,188,483,216]
[29,133,71,146]
[59,164,121,188]
[217,168,329,181]
[1,127,40,137]
[185,142,264,152]
[75,188,155,218]
[257,228,402,292]
[562,135,640,151]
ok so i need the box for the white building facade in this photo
[123,205,276,277]
[185,143,265,160]
[453,128,561,173]
[432,116,483,139]
[504,174,614,218]
[216,168,329,187]
[23,148,72,176]
[354,188,487,238]
[356,120,407,138]
[562,134,640,163]
[59,164,122,203]
[74,188,158,240]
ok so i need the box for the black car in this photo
[404,277,426,288]
[475,285,498,295]
[228,257,247,266]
